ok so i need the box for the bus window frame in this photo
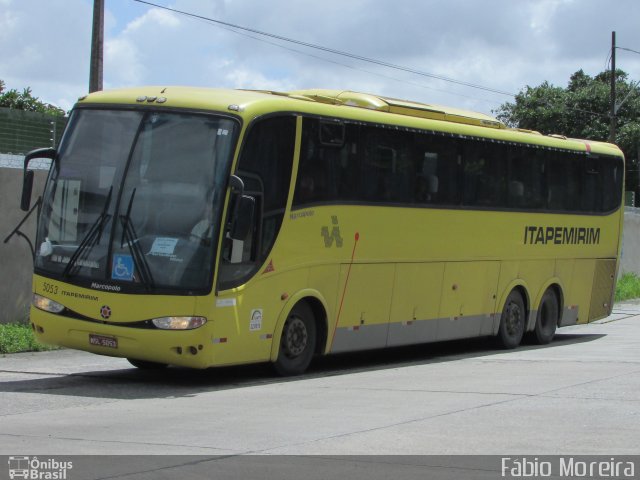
[291,115,624,218]
[216,113,297,292]
[35,104,243,297]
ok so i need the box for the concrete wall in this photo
[620,207,640,277]
[0,162,48,324]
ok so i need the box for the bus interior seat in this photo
[547,185,565,210]
[508,180,525,207]
[426,174,439,195]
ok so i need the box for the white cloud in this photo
[1,0,638,116]
[125,7,181,33]
[105,37,146,86]
[224,67,294,92]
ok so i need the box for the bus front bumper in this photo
[30,308,212,369]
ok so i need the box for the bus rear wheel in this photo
[274,302,317,376]
[127,358,168,369]
[497,290,526,349]
[532,289,558,345]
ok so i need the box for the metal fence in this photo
[0,107,67,155]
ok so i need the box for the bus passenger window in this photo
[462,142,506,208]
[294,119,359,206]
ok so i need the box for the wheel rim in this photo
[283,316,308,358]
[505,301,523,336]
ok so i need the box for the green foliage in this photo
[495,69,640,195]
[0,323,59,354]
[0,78,65,117]
[615,272,640,302]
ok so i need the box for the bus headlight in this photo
[151,316,207,330]
[32,294,65,314]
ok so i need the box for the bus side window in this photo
[415,152,439,204]
[413,132,461,207]
[508,146,544,210]
[581,156,602,212]
[294,119,327,205]
[218,116,295,289]
[293,119,360,206]
[601,156,623,212]
[462,141,507,208]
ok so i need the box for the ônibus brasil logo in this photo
[7,456,73,479]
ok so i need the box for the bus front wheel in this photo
[497,290,526,349]
[532,289,558,345]
[274,302,317,376]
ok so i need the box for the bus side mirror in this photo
[230,195,255,241]
[20,170,34,212]
[20,147,57,211]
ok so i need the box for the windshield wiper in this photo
[62,186,113,278]
[119,188,155,291]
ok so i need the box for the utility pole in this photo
[89,0,104,93]
[609,30,616,143]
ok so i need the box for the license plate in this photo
[89,334,118,349]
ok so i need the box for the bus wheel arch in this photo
[304,296,328,356]
[270,291,329,375]
[496,286,528,349]
[549,283,564,326]
[496,282,531,331]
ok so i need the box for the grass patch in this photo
[615,272,640,302]
[0,323,59,354]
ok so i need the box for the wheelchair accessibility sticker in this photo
[112,254,135,281]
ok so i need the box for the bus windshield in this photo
[35,108,238,294]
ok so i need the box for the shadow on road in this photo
[0,332,605,400]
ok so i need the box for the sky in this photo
[1,0,639,116]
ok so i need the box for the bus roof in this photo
[77,86,623,157]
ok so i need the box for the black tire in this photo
[497,290,526,349]
[532,289,558,345]
[127,358,168,369]
[273,302,317,376]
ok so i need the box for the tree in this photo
[0,79,65,117]
[495,69,640,197]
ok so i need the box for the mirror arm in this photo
[4,196,42,263]
[229,174,245,195]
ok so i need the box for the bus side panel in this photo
[308,264,341,352]
[208,269,310,367]
[564,259,596,325]
[588,259,617,321]
[330,264,395,353]
[387,262,445,347]
[555,259,576,326]
[437,261,499,341]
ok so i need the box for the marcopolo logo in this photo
[321,215,344,248]
[7,456,73,479]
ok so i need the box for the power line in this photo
[618,46,640,56]
[129,0,613,120]
[132,0,515,97]
[183,8,504,107]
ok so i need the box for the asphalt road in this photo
[1,302,638,463]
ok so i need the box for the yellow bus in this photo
[21,87,624,375]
